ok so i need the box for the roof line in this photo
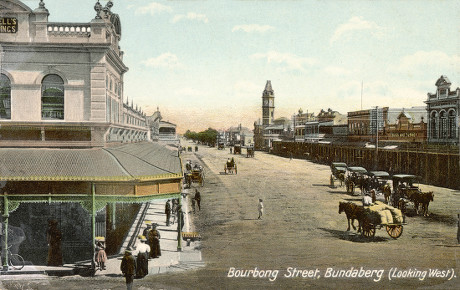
[102,148,135,179]
[106,147,178,175]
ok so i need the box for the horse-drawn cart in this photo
[361,202,404,239]
[339,201,404,239]
[366,171,391,202]
[344,166,368,194]
[330,162,347,187]
[246,147,254,158]
[233,145,241,154]
[224,159,237,174]
[391,174,433,216]
[184,167,205,187]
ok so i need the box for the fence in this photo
[273,141,460,190]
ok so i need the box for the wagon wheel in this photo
[386,225,403,239]
[361,221,376,238]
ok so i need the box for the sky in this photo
[23,0,460,133]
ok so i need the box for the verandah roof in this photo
[0,142,182,182]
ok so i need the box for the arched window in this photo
[42,74,64,120]
[430,111,437,139]
[0,74,11,119]
[439,111,447,139]
[448,110,456,139]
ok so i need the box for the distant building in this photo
[304,108,347,143]
[425,75,459,144]
[293,108,315,142]
[383,107,427,143]
[147,107,178,145]
[347,107,389,143]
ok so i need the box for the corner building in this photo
[0,1,182,267]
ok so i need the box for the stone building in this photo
[425,75,459,144]
[0,0,182,267]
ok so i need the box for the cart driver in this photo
[363,192,373,206]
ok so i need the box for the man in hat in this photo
[148,223,161,258]
[165,200,171,226]
[120,247,136,290]
[135,236,150,278]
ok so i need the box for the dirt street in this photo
[3,142,459,289]
[165,142,459,289]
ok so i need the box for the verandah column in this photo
[91,183,96,265]
[1,195,8,271]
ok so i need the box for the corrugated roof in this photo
[0,142,182,182]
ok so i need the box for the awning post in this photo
[91,183,96,267]
[2,195,9,271]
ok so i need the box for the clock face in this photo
[269,99,273,106]
[263,99,268,106]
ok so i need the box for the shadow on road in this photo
[318,227,388,243]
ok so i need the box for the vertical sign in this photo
[370,107,384,135]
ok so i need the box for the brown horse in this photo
[414,191,434,216]
[338,202,365,232]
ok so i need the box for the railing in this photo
[47,23,91,36]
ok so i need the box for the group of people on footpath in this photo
[120,222,162,289]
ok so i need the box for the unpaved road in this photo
[2,141,459,289]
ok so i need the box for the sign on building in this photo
[1,18,18,33]
[370,107,384,135]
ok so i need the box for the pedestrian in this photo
[191,194,196,214]
[230,147,233,154]
[135,236,150,278]
[142,222,152,238]
[165,200,171,226]
[46,219,63,266]
[148,223,161,258]
[171,199,178,224]
[258,199,264,219]
[457,213,460,244]
[194,189,201,211]
[120,247,136,290]
[94,238,107,270]
[176,205,185,232]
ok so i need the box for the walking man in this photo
[165,200,171,226]
[258,199,264,219]
[120,247,136,290]
[194,189,201,211]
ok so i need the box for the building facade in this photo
[425,75,459,144]
[383,107,427,143]
[0,0,182,267]
[0,0,148,148]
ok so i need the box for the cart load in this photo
[361,201,404,239]
[366,202,404,225]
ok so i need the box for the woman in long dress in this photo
[47,219,63,266]
[135,236,150,278]
[148,224,161,258]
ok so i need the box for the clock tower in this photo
[262,80,275,126]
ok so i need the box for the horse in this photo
[383,184,392,204]
[338,202,365,232]
[413,191,434,216]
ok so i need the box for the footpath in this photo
[0,193,204,281]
